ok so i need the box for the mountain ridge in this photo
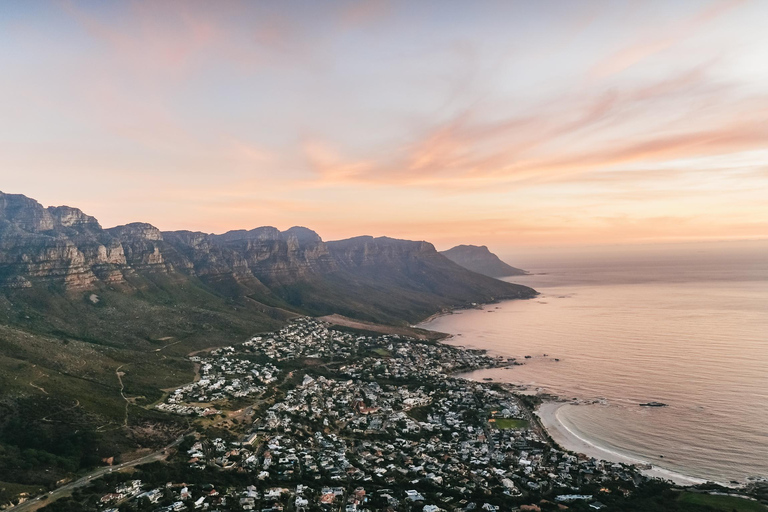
[0,191,536,325]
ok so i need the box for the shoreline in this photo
[417,304,480,325]
[536,401,709,487]
[417,291,540,327]
[418,309,456,324]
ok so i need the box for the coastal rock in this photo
[639,402,668,407]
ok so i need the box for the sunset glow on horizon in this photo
[2,0,767,250]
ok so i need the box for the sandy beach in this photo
[536,401,707,486]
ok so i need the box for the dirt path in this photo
[28,382,48,394]
[116,365,129,427]
[154,339,182,352]
[40,399,80,423]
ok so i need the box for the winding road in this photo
[6,435,186,512]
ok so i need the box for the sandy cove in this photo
[536,401,708,487]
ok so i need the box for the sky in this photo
[1,0,767,251]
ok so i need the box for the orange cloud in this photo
[305,87,768,192]
[303,139,376,183]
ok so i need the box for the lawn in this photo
[678,492,768,512]
[371,348,392,357]
[490,418,529,430]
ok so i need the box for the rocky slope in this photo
[440,244,527,278]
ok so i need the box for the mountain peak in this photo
[0,191,103,233]
[212,226,281,243]
[47,205,101,230]
[0,191,56,232]
[453,244,491,253]
[441,244,527,278]
[107,222,163,241]
[282,226,322,244]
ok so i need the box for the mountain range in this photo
[0,190,535,489]
[0,191,533,326]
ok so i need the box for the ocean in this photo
[418,241,768,484]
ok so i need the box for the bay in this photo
[419,242,768,484]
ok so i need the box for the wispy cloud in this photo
[590,0,747,78]
[303,66,768,192]
[2,0,767,246]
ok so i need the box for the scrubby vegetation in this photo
[0,278,286,492]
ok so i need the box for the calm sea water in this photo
[419,243,768,483]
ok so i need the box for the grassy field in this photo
[678,492,768,512]
[490,418,529,430]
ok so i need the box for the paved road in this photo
[7,435,186,512]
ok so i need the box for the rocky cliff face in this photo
[0,193,113,290]
[206,226,338,284]
[0,192,340,291]
[327,236,438,267]
[0,191,536,322]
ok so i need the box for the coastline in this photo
[536,401,708,487]
[417,302,484,325]
[417,309,456,325]
[419,299,733,488]
[417,269,768,490]
[417,290,540,326]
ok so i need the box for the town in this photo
[53,318,646,511]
